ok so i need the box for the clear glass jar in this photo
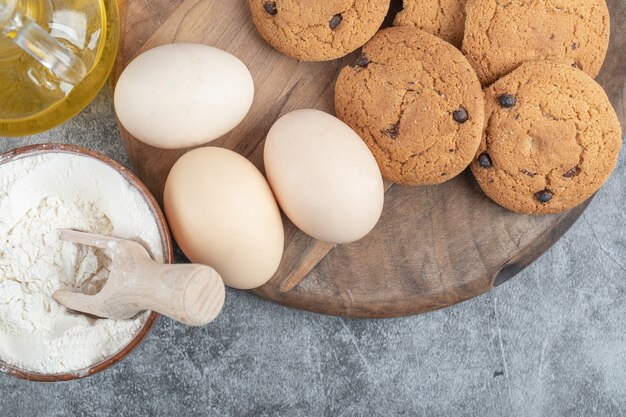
[0,0,119,136]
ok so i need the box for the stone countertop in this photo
[0,88,625,417]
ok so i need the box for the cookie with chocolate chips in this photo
[462,0,610,85]
[248,0,390,61]
[394,0,467,47]
[470,61,622,215]
[335,27,484,185]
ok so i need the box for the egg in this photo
[114,43,254,150]
[164,147,284,290]
[264,109,384,244]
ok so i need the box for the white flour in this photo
[0,153,163,374]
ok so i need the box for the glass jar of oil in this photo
[0,0,119,136]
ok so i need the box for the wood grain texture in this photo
[113,0,626,318]
[53,230,225,326]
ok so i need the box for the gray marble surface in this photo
[0,88,625,417]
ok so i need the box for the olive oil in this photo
[0,0,119,136]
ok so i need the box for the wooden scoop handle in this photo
[136,263,226,326]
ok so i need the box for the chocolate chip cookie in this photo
[471,61,622,215]
[335,27,484,186]
[462,0,610,85]
[248,0,390,62]
[394,0,467,47]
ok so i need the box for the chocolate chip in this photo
[572,62,579,69]
[478,153,492,169]
[382,123,400,139]
[521,169,536,177]
[535,189,553,204]
[453,108,469,123]
[329,14,342,29]
[499,94,517,108]
[572,42,578,50]
[263,1,277,15]
[356,53,370,68]
[563,167,578,178]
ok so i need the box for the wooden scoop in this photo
[53,230,226,327]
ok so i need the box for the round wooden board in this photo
[112,0,626,318]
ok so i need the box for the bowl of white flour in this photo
[0,144,173,381]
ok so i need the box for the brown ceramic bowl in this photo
[0,144,173,382]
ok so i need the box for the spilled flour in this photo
[0,153,163,374]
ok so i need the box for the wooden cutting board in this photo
[112,0,626,318]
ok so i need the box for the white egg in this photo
[264,109,385,244]
[114,43,254,149]
[164,147,284,290]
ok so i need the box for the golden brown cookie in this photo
[471,62,622,215]
[394,0,467,47]
[248,0,390,62]
[462,0,610,86]
[335,27,484,186]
